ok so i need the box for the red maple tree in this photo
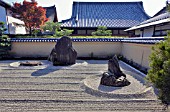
[13,0,48,34]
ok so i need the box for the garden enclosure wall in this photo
[10,37,163,69]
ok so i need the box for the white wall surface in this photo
[143,27,154,37]
[10,41,153,68]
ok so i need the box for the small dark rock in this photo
[20,61,42,66]
[100,55,130,87]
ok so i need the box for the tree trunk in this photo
[29,27,32,35]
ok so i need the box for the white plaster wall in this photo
[10,42,56,57]
[121,43,153,68]
[135,29,141,36]
[143,27,154,37]
[73,42,122,57]
[10,42,122,58]
[10,41,153,68]
[0,6,8,34]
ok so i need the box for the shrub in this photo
[0,22,11,59]
[146,32,170,103]
[41,21,73,37]
[41,21,60,32]
[92,26,112,36]
[55,29,73,37]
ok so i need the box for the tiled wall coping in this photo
[10,37,164,44]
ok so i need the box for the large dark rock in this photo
[108,55,126,78]
[48,36,77,66]
[100,55,130,87]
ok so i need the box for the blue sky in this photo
[6,0,167,22]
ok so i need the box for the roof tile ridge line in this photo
[137,2,150,19]
[139,12,170,26]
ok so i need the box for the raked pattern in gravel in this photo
[0,60,167,112]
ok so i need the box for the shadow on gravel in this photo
[119,62,146,85]
[31,65,68,77]
[98,85,122,92]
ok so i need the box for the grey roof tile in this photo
[139,12,170,25]
[61,2,150,28]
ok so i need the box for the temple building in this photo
[0,0,26,34]
[61,1,150,36]
[125,5,170,37]
[44,5,58,22]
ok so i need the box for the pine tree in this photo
[147,32,170,103]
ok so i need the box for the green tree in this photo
[0,22,7,36]
[0,22,11,59]
[55,29,73,37]
[41,21,73,37]
[147,32,170,103]
[41,21,60,32]
[92,26,112,36]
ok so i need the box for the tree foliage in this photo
[92,26,112,36]
[13,0,48,34]
[0,22,11,59]
[147,32,170,103]
[41,21,73,37]
[0,22,7,36]
[41,21,60,32]
[55,29,73,37]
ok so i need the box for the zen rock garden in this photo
[0,36,167,111]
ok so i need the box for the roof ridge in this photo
[139,12,170,25]
[136,2,150,20]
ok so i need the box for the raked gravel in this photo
[0,60,167,112]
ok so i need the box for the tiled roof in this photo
[61,2,150,28]
[140,12,170,25]
[11,37,164,44]
[44,5,58,22]
[125,12,170,31]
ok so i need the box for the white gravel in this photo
[0,60,166,111]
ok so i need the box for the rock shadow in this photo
[119,61,146,85]
[31,65,70,77]
[98,84,123,92]
[84,60,107,64]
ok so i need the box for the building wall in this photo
[0,6,8,34]
[143,27,154,37]
[133,22,170,37]
[135,29,142,36]
[10,41,153,68]
[155,23,170,30]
